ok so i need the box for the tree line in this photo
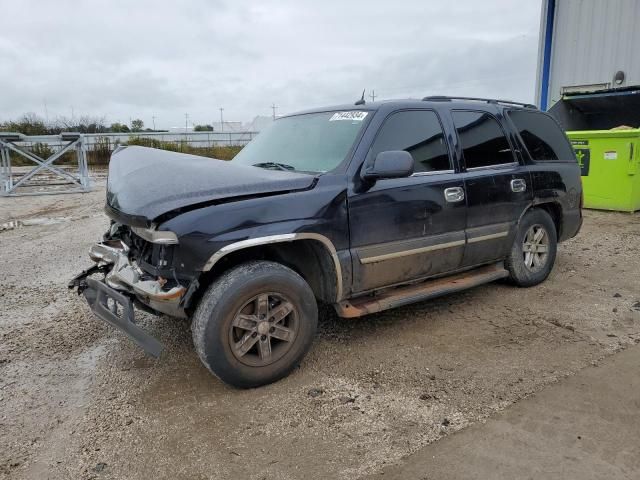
[0,113,157,135]
[2,113,220,136]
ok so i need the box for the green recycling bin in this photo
[566,129,640,212]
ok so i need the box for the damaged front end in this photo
[88,239,187,316]
[69,225,193,358]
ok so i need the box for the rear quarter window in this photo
[508,110,575,161]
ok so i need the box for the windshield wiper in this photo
[252,162,295,172]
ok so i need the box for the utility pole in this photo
[271,103,277,120]
[370,90,377,102]
[185,113,189,133]
[219,108,224,132]
[152,115,156,131]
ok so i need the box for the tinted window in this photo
[452,111,514,168]
[368,110,451,172]
[508,110,575,161]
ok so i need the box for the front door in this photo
[348,109,467,293]
[449,110,532,267]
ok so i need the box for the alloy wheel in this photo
[522,224,550,272]
[229,292,298,367]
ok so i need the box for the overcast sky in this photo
[1,0,542,129]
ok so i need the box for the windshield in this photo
[232,111,369,173]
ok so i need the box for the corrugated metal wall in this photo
[543,0,640,108]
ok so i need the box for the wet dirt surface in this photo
[1,186,639,479]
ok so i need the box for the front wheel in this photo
[192,261,317,388]
[505,209,558,287]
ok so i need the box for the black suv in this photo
[70,96,582,388]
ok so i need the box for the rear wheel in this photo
[505,209,557,287]
[192,261,317,388]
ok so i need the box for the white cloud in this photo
[0,0,541,127]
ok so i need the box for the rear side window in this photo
[508,110,575,161]
[452,111,514,169]
[368,110,451,173]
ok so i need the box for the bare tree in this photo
[131,119,144,132]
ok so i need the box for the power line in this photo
[370,90,377,102]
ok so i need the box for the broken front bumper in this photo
[88,241,187,317]
[81,276,164,357]
[69,241,188,357]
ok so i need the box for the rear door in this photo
[450,110,532,267]
[348,109,466,293]
[506,109,583,239]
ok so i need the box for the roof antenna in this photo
[355,89,366,106]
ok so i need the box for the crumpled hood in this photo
[106,146,316,223]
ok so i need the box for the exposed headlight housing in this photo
[131,226,179,245]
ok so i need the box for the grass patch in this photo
[127,137,242,160]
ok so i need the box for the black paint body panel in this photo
[106,146,316,224]
[348,172,467,292]
[160,174,353,290]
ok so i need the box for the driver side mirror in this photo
[362,150,414,181]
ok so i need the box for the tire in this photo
[192,261,317,388]
[505,209,558,287]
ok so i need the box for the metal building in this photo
[536,0,640,129]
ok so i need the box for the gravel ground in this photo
[1,185,639,479]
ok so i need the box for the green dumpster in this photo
[566,129,640,212]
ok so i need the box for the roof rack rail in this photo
[422,96,537,109]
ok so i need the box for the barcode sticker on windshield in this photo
[329,111,368,122]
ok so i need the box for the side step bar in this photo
[334,263,508,318]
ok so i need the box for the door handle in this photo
[444,187,465,203]
[511,178,527,193]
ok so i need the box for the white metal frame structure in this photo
[0,132,91,196]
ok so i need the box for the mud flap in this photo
[83,277,164,358]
